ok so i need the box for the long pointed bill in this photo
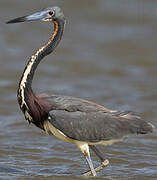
[6,10,49,24]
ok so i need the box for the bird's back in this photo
[41,94,155,143]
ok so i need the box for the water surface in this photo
[0,0,157,179]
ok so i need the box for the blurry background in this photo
[0,0,157,179]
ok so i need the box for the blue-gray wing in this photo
[43,95,140,119]
[43,94,110,112]
[48,110,154,142]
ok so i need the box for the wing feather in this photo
[43,94,110,112]
[48,110,153,142]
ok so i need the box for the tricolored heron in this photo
[7,6,155,176]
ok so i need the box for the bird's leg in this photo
[75,142,96,176]
[83,160,109,176]
[90,145,109,163]
[84,154,97,176]
[83,145,109,176]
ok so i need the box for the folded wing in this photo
[48,110,154,142]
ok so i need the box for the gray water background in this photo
[0,0,157,179]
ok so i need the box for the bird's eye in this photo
[48,11,54,16]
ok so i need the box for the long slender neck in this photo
[18,18,65,125]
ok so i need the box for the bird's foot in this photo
[83,159,109,176]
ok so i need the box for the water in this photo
[1,0,157,179]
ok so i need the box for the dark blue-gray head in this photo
[6,6,65,24]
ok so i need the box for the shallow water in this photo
[0,0,157,179]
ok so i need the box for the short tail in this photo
[138,121,155,134]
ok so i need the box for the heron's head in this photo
[6,6,65,24]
